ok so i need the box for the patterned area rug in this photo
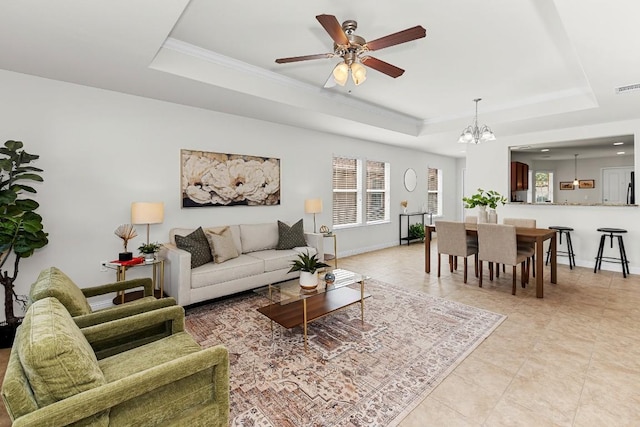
[185,279,506,426]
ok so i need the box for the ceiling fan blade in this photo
[361,56,405,78]
[275,53,333,64]
[316,14,349,46]
[364,25,426,51]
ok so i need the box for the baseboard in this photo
[337,240,398,258]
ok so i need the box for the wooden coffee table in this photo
[257,269,370,351]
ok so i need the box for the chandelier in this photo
[458,98,496,144]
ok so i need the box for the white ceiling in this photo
[1,0,640,158]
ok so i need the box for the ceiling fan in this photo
[275,14,426,87]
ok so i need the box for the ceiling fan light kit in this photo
[275,14,426,87]
[458,98,496,144]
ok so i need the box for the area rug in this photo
[185,279,506,426]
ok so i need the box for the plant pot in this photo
[119,252,133,261]
[488,209,498,223]
[477,206,488,223]
[299,271,318,290]
[0,319,22,348]
[144,252,155,263]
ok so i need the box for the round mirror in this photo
[404,168,417,192]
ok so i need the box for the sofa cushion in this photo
[240,223,278,253]
[17,297,108,423]
[175,227,213,268]
[205,227,239,263]
[30,267,92,316]
[276,219,307,250]
[190,254,264,288]
[247,249,300,273]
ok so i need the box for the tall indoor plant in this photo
[0,140,49,344]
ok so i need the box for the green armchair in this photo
[1,297,229,426]
[29,267,179,355]
[29,266,177,328]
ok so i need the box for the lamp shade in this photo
[332,63,349,86]
[351,62,367,86]
[304,199,323,214]
[131,202,164,225]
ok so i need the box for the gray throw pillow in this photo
[276,219,307,250]
[175,227,213,268]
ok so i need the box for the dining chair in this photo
[503,217,536,277]
[435,221,478,283]
[477,223,534,295]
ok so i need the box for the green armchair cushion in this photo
[30,267,92,316]
[16,297,108,425]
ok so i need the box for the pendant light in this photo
[573,154,579,186]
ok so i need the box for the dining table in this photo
[424,223,557,298]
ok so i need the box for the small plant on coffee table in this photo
[288,252,329,274]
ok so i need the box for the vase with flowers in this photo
[400,200,408,214]
[462,188,507,223]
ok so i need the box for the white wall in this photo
[0,70,458,319]
[465,121,640,274]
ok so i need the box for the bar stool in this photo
[545,226,576,269]
[594,228,629,278]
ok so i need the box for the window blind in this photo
[333,157,358,226]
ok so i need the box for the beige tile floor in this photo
[1,242,638,426]
[337,242,640,427]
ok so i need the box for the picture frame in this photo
[180,149,281,208]
[579,179,595,189]
[559,182,575,190]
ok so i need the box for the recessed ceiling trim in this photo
[159,37,422,130]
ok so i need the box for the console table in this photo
[399,212,426,245]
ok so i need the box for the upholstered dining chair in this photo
[477,223,534,295]
[435,221,478,283]
[503,218,537,277]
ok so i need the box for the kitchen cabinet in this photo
[511,162,529,192]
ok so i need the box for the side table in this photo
[106,259,165,304]
[322,233,338,268]
[399,212,426,245]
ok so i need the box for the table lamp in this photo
[304,198,322,233]
[131,202,164,244]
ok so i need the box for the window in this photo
[366,160,389,223]
[534,171,554,202]
[332,157,360,226]
[332,156,389,227]
[427,168,442,215]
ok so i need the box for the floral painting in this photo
[181,149,280,207]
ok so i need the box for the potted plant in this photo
[0,140,49,347]
[138,242,162,263]
[408,223,425,241]
[288,251,329,290]
[462,188,507,222]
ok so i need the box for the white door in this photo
[602,167,633,204]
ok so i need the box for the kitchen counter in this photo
[509,202,637,207]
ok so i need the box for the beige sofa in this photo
[162,222,324,306]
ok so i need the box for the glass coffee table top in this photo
[259,268,368,305]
